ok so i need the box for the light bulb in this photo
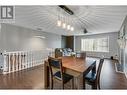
[62,23,66,29]
[57,20,61,27]
[67,25,70,30]
[70,27,74,31]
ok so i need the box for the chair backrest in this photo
[83,60,96,75]
[55,48,63,58]
[48,57,63,78]
[76,52,86,59]
[96,58,104,84]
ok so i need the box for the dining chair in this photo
[48,57,74,89]
[76,52,86,59]
[84,58,104,89]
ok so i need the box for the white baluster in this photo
[14,53,16,71]
[24,51,26,69]
[37,51,38,65]
[30,51,32,67]
[3,51,7,74]
[25,52,27,69]
[22,52,24,70]
[32,51,34,67]
[28,51,29,68]
[20,52,22,70]
[8,53,11,73]
[16,53,18,71]
[27,52,30,68]
[17,53,20,71]
[35,51,36,66]
[19,52,21,70]
[31,51,33,67]
[24,52,26,69]
[12,53,15,72]
[21,52,23,70]
[40,51,42,65]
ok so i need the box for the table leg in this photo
[74,77,79,89]
[83,75,86,89]
[75,74,85,89]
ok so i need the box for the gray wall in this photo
[74,32,119,58]
[0,23,61,51]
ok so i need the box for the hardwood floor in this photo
[101,59,127,89]
[0,57,127,89]
[0,65,44,89]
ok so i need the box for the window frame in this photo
[81,37,109,52]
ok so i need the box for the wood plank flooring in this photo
[0,57,127,89]
[101,59,127,89]
[0,65,44,89]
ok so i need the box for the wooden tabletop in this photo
[60,56,96,73]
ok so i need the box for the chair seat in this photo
[85,71,96,84]
[54,71,73,83]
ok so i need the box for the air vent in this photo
[34,36,46,39]
[36,28,42,31]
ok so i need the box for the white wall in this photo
[0,23,61,67]
[74,32,119,58]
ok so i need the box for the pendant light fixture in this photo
[57,6,74,32]
[57,20,61,27]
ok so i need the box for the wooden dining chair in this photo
[84,58,104,89]
[76,52,86,59]
[48,57,74,89]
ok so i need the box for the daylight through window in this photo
[81,37,109,52]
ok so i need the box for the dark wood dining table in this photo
[44,56,96,89]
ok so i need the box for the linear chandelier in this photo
[57,5,74,31]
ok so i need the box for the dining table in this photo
[44,56,96,89]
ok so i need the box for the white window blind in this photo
[81,37,109,52]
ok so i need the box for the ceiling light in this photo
[62,22,66,29]
[57,6,74,32]
[67,25,70,30]
[57,20,61,27]
[70,27,74,31]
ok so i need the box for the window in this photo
[81,37,109,52]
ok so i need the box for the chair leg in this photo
[98,82,101,89]
[92,84,97,89]
[62,82,64,89]
[51,78,53,89]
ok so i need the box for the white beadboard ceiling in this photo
[10,6,127,35]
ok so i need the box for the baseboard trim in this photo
[115,62,124,74]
